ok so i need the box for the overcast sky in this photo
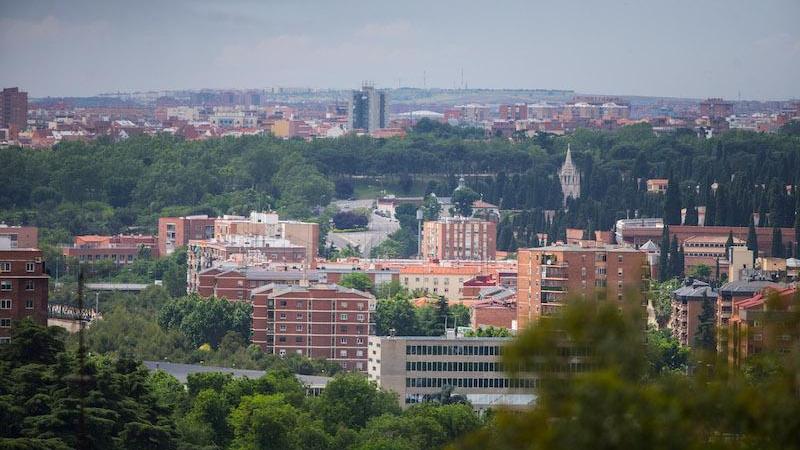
[1,0,798,100]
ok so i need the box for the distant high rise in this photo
[347,84,387,132]
[700,98,733,119]
[0,87,28,132]
[559,144,581,207]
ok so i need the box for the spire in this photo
[564,143,574,167]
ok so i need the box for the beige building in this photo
[399,265,483,302]
[367,335,536,410]
[422,218,496,261]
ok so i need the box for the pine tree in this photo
[746,217,759,261]
[659,225,671,281]
[771,226,784,258]
[664,177,682,225]
[684,192,698,226]
[694,294,716,350]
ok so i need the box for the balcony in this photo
[541,266,568,280]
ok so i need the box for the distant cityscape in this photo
[2,84,798,148]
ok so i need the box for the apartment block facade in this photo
[62,234,159,264]
[0,87,28,132]
[251,284,374,371]
[422,218,496,261]
[158,215,216,256]
[0,225,38,249]
[517,245,647,329]
[0,247,48,342]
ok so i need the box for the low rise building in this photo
[62,234,158,264]
[251,284,374,371]
[470,288,516,330]
[0,243,48,342]
[158,215,216,256]
[367,335,537,410]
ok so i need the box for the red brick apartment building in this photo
[158,215,216,256]
[62,234,158,264]
[517,244,647,329]
[251,284,374,371]
[0,225,38,248]
[0,87,28,133]
[422,218,497,261]
[0,246,48,342]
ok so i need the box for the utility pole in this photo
[416,208,424,259]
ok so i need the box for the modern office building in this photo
[251,284,374,371]
[516,244,648,329]
[422,218,497,261]
[347,84,387,132]
[0,242,48,342]
[367,335,537,410]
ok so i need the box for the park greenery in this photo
[0,319,483,450]
[373,288,470,336]
[455,294,800,450]
[2,121,797,258]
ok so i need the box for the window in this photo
[356,337,364,344]
[340,350,347,357]
[0,299,10,309]
[296,313,303,320]
[341,302,348,308]
[295,325,303,331]
[0,281,11,291]
[25,280,35,291]
[295,336,303,343]
[0,262,10,272]
[280,313,286,320]
[340,337,347,344]
[340,313,348,320]
[357,314,365,322]
[0,319,10,328]
[0,337,9,344]
[279,349,287,356]
[279,325,287,332]
[26,262,35,272]
[25,299,33,309]
[280,300,287,307]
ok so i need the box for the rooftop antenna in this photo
[460,68,464,90]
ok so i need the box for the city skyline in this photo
[1,0,799,100]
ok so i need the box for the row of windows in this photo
[406,344,502,356]
[77,254,134,262]
[0,299,35,309]
[270,299,366,310]
[0,280,36,291]
[276,348,364,360]
[276,334,366,346]
[0,262,36,272]
[277,312,365,321]
[406,361,504,372]
[406,377,538,389]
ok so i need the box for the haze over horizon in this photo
[1,0,799,101]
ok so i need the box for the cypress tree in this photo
[659,225,671,281]
[771,226,784,258]
[664,177,682,225]
[670,236,682,279]
[684,192,698,226]
[694,294,716,350]
[795,208,800,258]
[714,185,728,226]
[724,230,734,260]
[746,217,759,260]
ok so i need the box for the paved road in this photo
[327,202,400,255]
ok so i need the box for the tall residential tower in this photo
[347,84,387,132]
